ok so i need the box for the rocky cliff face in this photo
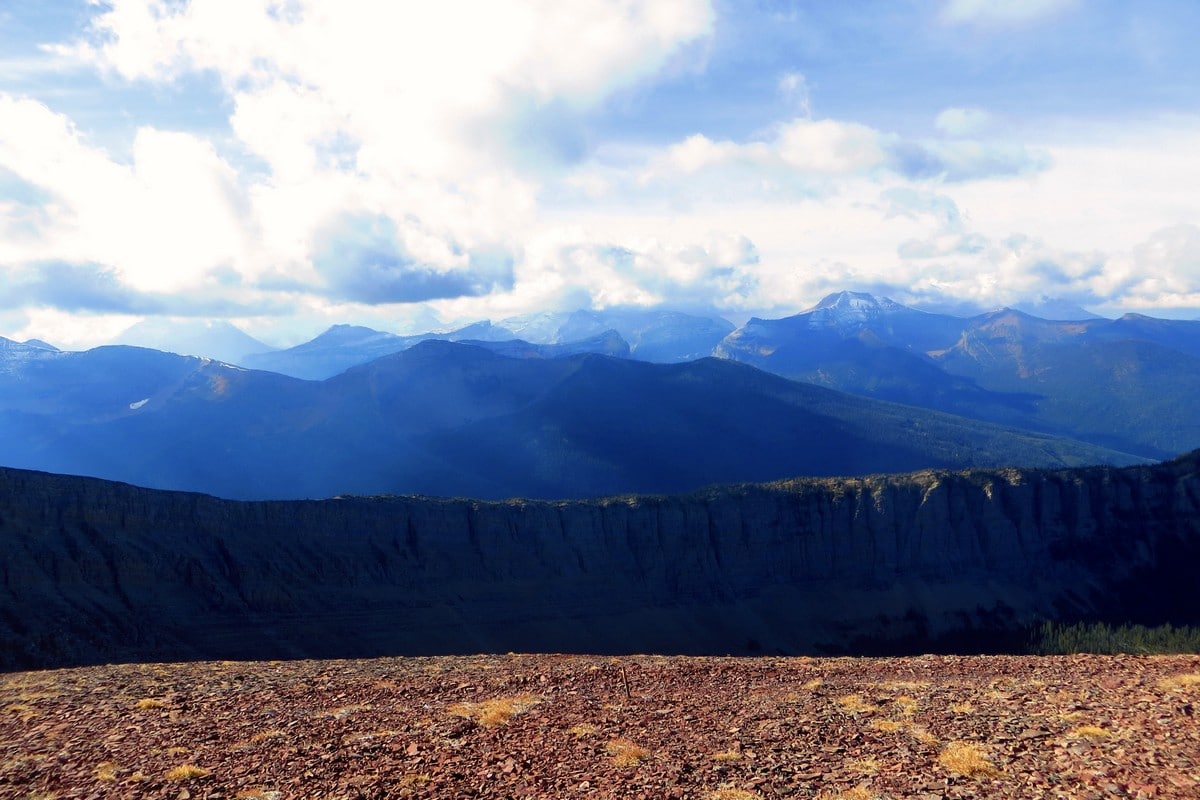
[2,452,1198,669]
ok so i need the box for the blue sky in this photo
[1,0,1198,349]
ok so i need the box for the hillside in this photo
[715,293,1200,459]
[2,451,1197,670]
[0,339,1139,501]
[2,653,1197,799]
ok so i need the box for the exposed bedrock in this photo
[2,452,1198,669]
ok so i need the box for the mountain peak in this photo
[810,291,904,315]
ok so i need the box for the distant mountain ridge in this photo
[7,289,1198,497]
[0,337,1140,501]
[240,308,734,380]
[714,292,1200,460]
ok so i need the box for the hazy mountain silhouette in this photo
[717,292,1200,460]
[0,338,1140,500]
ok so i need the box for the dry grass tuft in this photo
[606,737,650,767]
[871,719,906,733]
[449,694,540,727]
[568,723,599,738]
[950,700,975,714]
[801,678,824,691]
[893,695,918,716]
[5,703,37,722]
[1157,673,1200,692]
[163,764,210,781]
[909,726,938,746]
[849,756,880,776]
[817,787,878,800]
[708,787,761,800]
[134,698,166,710]
[94,761,120,782]
[1067,725,1111,740]
[712,748,742,762]
[836,693,877,715]
[249,728,285,743]
[937,741,1000,778]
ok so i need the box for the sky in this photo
[1,0,1199,349]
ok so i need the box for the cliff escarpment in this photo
[2,452,1199,669]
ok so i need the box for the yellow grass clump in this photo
[871,719,906,733]
[849,756,880,776]
[937,741,1000,778]
[163,764,210,781]
[816,787,878,800]
[1158,673,1200,692]
[134,698,166,710]
[836,693,876,714]
[606,737,650,767]
[449,694,540,727]
[568,722,599,738]
[94,762,120,782]
[1067,725,1111,740]
[712,748,742,762]
[893,695,918,716]
[708,787,761,800]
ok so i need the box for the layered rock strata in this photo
[1,452,1198,669]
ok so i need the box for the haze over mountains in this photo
[3,290,1198,501]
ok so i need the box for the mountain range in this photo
[0,336,1136,500]
[4,290,1198,500]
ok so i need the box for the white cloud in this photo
[935,107,993,137]
[777,71,811,117]
[640,118,889,187]
[3,1,1198,346]
[7,0,715,330]
[0,95,252,294]
[941,0,1080,26]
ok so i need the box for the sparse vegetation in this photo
[848,756,880,776]
[707,786,760,800]
[448,694,540,727]
[1157,673,1200,692]
[836,693,876,714]
[893,695,918,716]
[568,723,598,737]
[937,741,1000,778]
[606,737,650,767]
[1030,621,1200,655]
[5,703,37,722]
[94,761,119,782]
[1067,725,1112,740]
[871,719,906,733]
[816,787,878,800]
[712,748,742,762]
[163,764,210,781]
[134,698,166,710]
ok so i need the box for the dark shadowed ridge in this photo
[1,450,1197,669]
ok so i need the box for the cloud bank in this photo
[0,1,1198,348]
